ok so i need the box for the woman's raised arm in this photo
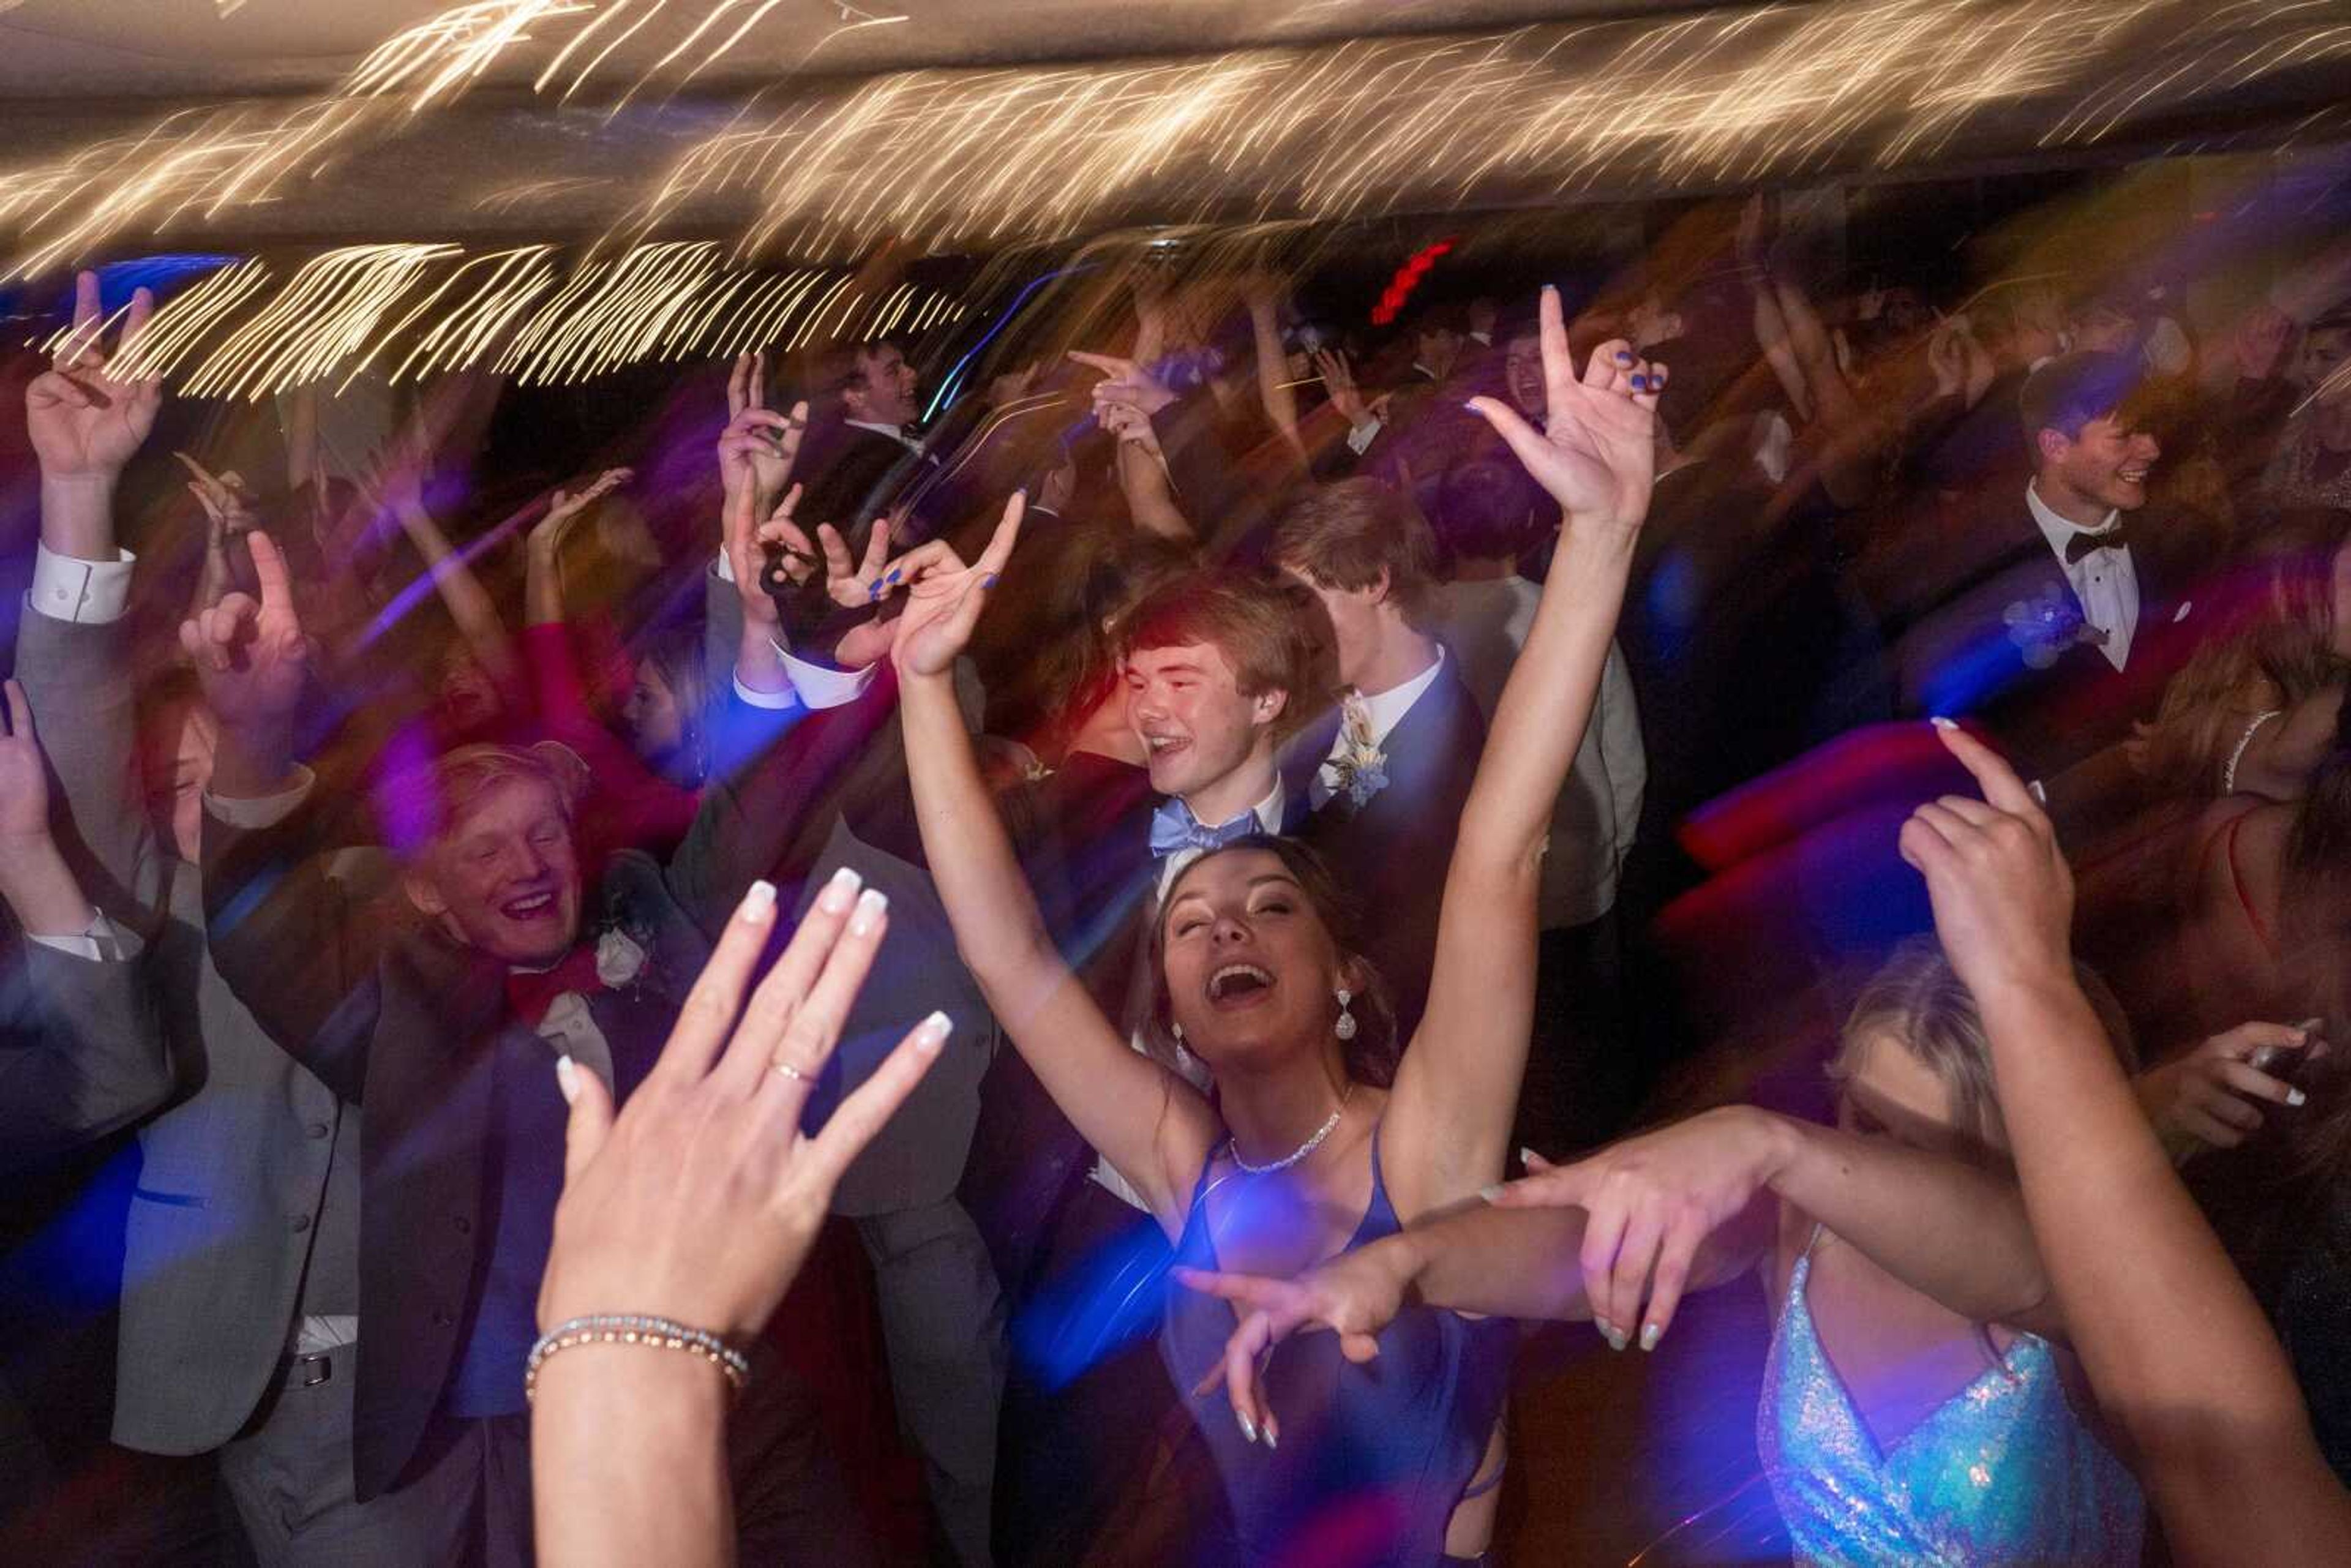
[1384,284,1662,1215]
[888,497,1221,1233]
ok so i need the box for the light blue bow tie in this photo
[1149,799,1260,859]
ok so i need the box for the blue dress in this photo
[1758,1229,2146,1566]
[1161,1124,1515,1567]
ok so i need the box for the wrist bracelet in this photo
[524,1314,750,1404]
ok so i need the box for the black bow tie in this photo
[2064,523,2133,566]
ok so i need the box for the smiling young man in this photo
[190,533,870,1565]
[1895,351,2211,781]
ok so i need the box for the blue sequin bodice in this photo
[1757,1234,2145,1566]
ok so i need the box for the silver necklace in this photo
[1229,1082,1355,1176]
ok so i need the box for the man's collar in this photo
[1352,643,1446,745]
[1177,771,1286,836]
[2027,480,2118,554]
[844,416,918,450]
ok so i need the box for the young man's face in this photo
[1503,333,1545,420]
[407,776,583,966]
[1124,642,1281,804]
[850,344,920,428]
[2043,413,2160,513]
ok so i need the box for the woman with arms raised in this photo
[885,285,1662,1567]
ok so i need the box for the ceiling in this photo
[0,1,1698,97]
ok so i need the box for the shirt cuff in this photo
[1345,418,1384,456]
[29,542,136,625]
[712,548,735,585]
[779,644,879,711]
[26,909,143,962]
[204,766,317,828]
[732,670,804,712]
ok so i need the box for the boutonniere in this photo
[594,925,650,989]
[1323,695,1390,809]
[2003,580,2108,670]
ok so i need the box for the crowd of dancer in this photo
[2,176,2350,1567]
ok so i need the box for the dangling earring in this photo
[1333,988,1357,1042]
[1171,1021,1185,1045]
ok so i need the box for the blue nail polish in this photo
[868,581,881,599]
[887,568,901,583]
[1615,350,1633,365]
[1631,374,1649,391]
[982,574,999,589]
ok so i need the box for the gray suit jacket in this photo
[13,606,360,1455]
[1,942,174,1172]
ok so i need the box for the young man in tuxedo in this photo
[189,536,868,1566]
[1892,350,2208,784]
[795,337,929,531]
[1271,478,1488,1040]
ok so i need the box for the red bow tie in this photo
[504,943,605,1030]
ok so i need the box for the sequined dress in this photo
[1757,1229,2145,1566]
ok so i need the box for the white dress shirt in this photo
[2026,482,2139,672]
[710,549,882,711]
[1309,646,1446,811]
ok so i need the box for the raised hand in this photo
[27,271,160,483]
[1174,1238,1418,1447]
[721,357,801,506]
[885,493,1025,680]
[2137,1019,2326,1154]
[1070,350,1177,418]
[1468,285,1662,533]
[1313,348,1373,430]
[529,467,634,557]
[1899,721,2074,999]
[1490,1104,1783,1351]
[0,680,53,851]
[538,871,948,1341]
[1098,399,1164,456]
[177,531,310,737]
[178,451,258,535]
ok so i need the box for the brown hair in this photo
[808,339,896,415]
[1270,478,1442,631]
[1116,569,1324,733]
[1140,835,1400,1088]
[1830,936,2136,1159]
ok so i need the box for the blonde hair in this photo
[416,741,588,849]
[1829,936,2135,1157]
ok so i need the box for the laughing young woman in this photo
[880,286,1663,1567]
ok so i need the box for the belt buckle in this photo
[294,1351,332,1389]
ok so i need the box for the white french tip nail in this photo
[1518,1146,1539,1167]
[1640,1322,1662,1352]
[1479,1184,1504,1204]
[819,866,861,913]
[2027,779,2048,805]
[849,887,890,935]
[2287,1088,2308,1107]
[918,1010,953,1051]
[1237,1411,1258,1445]
[742,879,776,920]
[1264,1425,1278,1450]
[1929,715,1957,731]
[555,1055,580,1105]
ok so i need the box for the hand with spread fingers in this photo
[2137,1019,2327,1153]
[1467,284,1661,534]
[535,870,947,1340]
[28,270,160,482]
[1314,348,1374,431]
[883,492,1026,681]
[1899,721,2076,999]
[720,354,802,507]
[1174,1240,1420,1449]
[1489,1105,1785,1352]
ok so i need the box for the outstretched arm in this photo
[1907,723,2351,1564]
[1495,1104,2057,1351]
[1384,285,1662,1217]
[886,498,1220,1234]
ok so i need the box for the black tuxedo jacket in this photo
[1283,658,1488,1043]
[1889,497,2211,779]
[794,421,927,536]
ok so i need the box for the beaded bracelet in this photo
[523,1314,751,1404]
